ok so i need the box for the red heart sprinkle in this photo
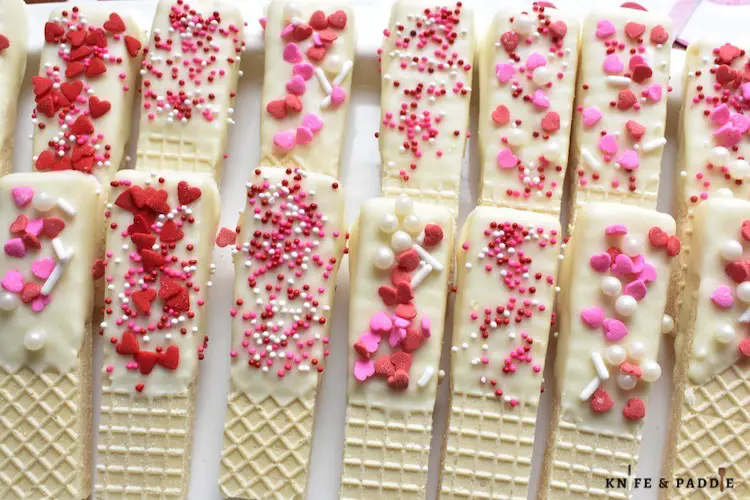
[132,289,156,314]
[116,331,140,355]
[739,338,750,357]
[284,94,303,113]
[216,227,237,248]
[60,80,83,102]
[124,35,142,57]
[35,95,56,118]
[649,25,669,45]
[145,189,170,214]
[293,24,313,42]
[114,188,137,213]
[378,285,398,306]
[395,302,416,320]
[306,46,326,61]
[624,22,646,40]
[318,29,338,44]
[548,21,567,39]
[166,287,190,311]
[716,65,738,86]
[0,35,7,52]
[141,249,165,272]
[621,2,648,10]
[86,57,107,77]
[500,31,520,53]
[617,89,637,110]
[327,10,347,30]
[22,233,41,250]
[86,28,108,48]
[309,10,328,30]
[266,99,287,120]
[396,281,414,304]
[397,249,420,272]
[423,224,444,247]
[590,388,614,413]
[66,61,85,79]
[135,351,159,374]
[491,104,510,126]
[620,362,642,378]
[89,96,111,119]
[21,282,41,303]
[401,327,425,353]
[354,341,371,360]
[35,150,55,171]
[177,181,202,205]
[631,64,653,84]
[42,217,66,238]
[666,236,681,257]
[131,233,156,251]
[623,397,646,420]
[391,267,412,287]
[541,111,561,133]
[128,214,152,235]
[648,226,668,247]
[44,22,65,43]
[741,220,750,241]
[159,345,180,370]
[726,261,750,283]
[387,369,410,390]
[103,13,126,34]
[32,76,53,97]
[374,356,395,377]
[718,44,741,64]
[391,351,412,371]
[626,120,646,141]
[159,277,183,300]
[70,46,92,62]
[9,215,28,234]
[159,219,184,243]
[72,115,95,136]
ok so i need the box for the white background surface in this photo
[12,0,750,499]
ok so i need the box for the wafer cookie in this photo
[260,0,355,178]
[378,0,475,211]
[340,195,454,498]
[477,4,579,214]
[135,0,245,179]
[218,167,347,499]
[662,198,750,499]
[0,172,99,499]
[539,202,678,499]
[94,170,219,499]
[440,206,561,499]
[31,7,144,184]
[566,8,672,219]
[0,0,27,177]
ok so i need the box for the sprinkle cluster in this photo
[101,177,207,392]
[453,220,558,406]
[140,0,244,125]
[227,168,345,378]
[33,9,141,174]
[377,2,472,181]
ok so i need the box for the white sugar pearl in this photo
[694,345,708,359]
[33,192,56,212]
[0,292,19,311]
[601,276,622,297]
[543,142,561,161]
[710,146,729,166]
[403,214,423,234]
[714,324,736,344]
[394,194,414,216]
[506,128,528,147]
[737,282,750,302]
[628,341,646,362]
[515,13,534,35]
[615,295,637,317]
[617,373,637,391]
[661,314,674,334]
[24,330,47,351]
[720,240,743,261]
[379,213,399,234]
[729,159,750,179]
[391,231,412,253]
[532,65,552,87]
[373,246,395,270]
[621,236,643,256]
[323,54,343,74]
[715,188,734,199]
[605,345,627,365]
[641,360,662,383]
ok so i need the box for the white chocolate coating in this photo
[477,6,579,212]
[569,9,672,206]
[379,1,475,209]
[260,0,355,178]
[0,0,28,176]
[135,0,245,179]
[556,203,675,433]
[0,172,99,373]
[228,167,346,404]
[100,170,219,397]
[31,8,144,186]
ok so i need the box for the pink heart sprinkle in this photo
[286,75,307,95]
[709,104,730,125]
[354,359,375,381]
[598,133,618,156]
[280,24,294,38]
[292,62,315,81]
[421,316,431,338]
[617,149,640,171]
[630,254,645,273]
[497,148,518,169]
[646,84,662,102]
[623,279,648,301]
[330,86,347,107]
[4,238,26,258]
[295,126,314,145]
[26,218,44,237]
[389,327,405,347]
[589,253,612,273]
[628,54,646,70]
[31,295,51,313]
[393,316,410,329]
[604,318,629,342]
[531,89,550,109]
[742,82,750,100]
[582,106,602,128]
[301,113,323,132]
[312,32,323,47]
[1,270,24,293]
[713,122,742,148]
[496,63,515,84]
[525,52,547,71]
[595,19,616,39]
[32,257,56,280]
[711,285,734,309]
[613,254,636,275]
[603,54,624,74]
[730,113,750,134]
[638,263,657,282]
[359,332,381,353]
[273,131,296,152]
[581,306,605,329]
[605,224,628,236]
[11,187,34,208]
[370,311,393,334]
[282,42,302,63]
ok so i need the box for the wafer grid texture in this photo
[440,391,538,500]
[381,168,460,211]
[95,382,194,499]
[220,391,315,500]
[136,134,214,174]
[340,400,433,499]
[669,364,750,500]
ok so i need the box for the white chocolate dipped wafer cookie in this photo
[341,195,454,498]
[260,1,355,178]
[441,206,561,499]
[0,172,99,499]
[219,168,347,499]
[568,8,672,217]
[135,0,245,179]
[0,0,27,177]
[32,7,144,185]
[663,198,750,499]
[477,3,579,214]
[540,203,678,499]
[379,1,475,211]
[95,170,219,499]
